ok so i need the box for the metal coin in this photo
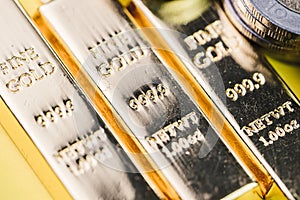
[232,0,297,48]
[224,0,300,61]
[243,0,300,47]
[244,0,300,35]
[233,0,299,48]
[277,0,300,14]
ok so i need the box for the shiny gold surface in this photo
[0,97,72,200]
[16,0,181,199]
[123,0,281,196]
[0,0,299,199]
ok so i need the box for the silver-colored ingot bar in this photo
[138,0,300,199]
[40,0,256,199]
[0,1,156,199]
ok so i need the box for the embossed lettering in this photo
[146,112,199,149]
[1,47,56,93]
[55,128,113,176]
[242,101,295,136]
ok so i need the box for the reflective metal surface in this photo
[0,1,156,199]
[244,0,300,34]
[223,0,299,62]
[0,0,297,199]
[277,0,300,13]
[225,0,300,61]
[38,0,257,199]
[132,0,300,199]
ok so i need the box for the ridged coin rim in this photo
[224,0,300,59]
[244,0,300,34]
[231,0,297,47]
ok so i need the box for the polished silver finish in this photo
[225,0,300,61]
[232,0,297,47]
[242,0,300,45]
[224,0,299,58]
[138,0,299,199]
[40,0,254,199]
[1,1,155,199]
[244,0,300,35]
[277,0,300,14]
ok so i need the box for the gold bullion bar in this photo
[18,0,271,199]
[119,0,298,199]
[16,0,180,199]
[118,0,287,198]
[0,0,158,199]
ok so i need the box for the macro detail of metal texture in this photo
[14,0,269,199]
[0,0,296,199]
[277,0,300,14]
[0,0,157,199]
[225,0,300,62]
[121,0,300,199]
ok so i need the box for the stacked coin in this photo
[223,0,300,62]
